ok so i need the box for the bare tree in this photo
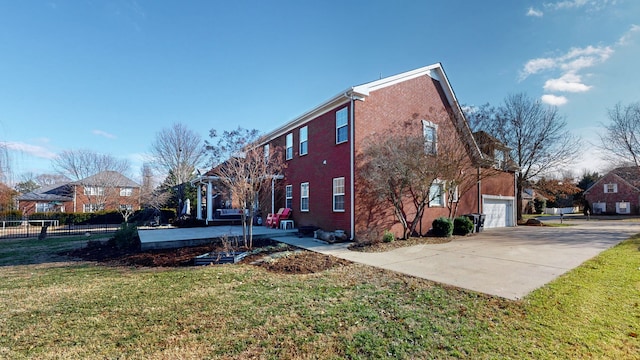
[53,149,130,181]
[599,102,640,166]
[467,93,580,220]
[208,128,284,248]
[139,162,169,211]
[149,123,206,213]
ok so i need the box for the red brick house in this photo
[584,166,640,214]
[17,171,140,216]
[196,63,517,239]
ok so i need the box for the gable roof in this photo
[71,171,140,188]
[16,183,73,202]
[584,166,640,194]
[259,63,485,163]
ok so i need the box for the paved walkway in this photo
[272,218,640,300]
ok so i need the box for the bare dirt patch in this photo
[63,238,350,274]
[349,235,453,252]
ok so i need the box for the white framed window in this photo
[593,202,606,214]
[336,108,348,144]
[333,177,345,212]
[300,182,309,212]
[604,183,618,193]
[429,181,444,207]
[263,144,270,163]
[447,184,459,203]
[616,201,630,214]
[422,120,437,154]
[299,126,308,156]
[84,186,104,196]
[83,203,104,213]
[120,187,133,196]
[285,185,293,209]
[120,204,133,211]
[494,149,505,169]
[286,133,293,160]
[36,203,54,213]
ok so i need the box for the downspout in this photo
[514,170,519,227]
[348,92,356,241]
[477,167,482,213]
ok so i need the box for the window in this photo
[494,149,505,169]
[333,177,345,211]
[604,183,618,193]
[336,108,348,144]
[36,203,54,213]
[300,182,309,212]
[285,185,293,209]
[286,133,293,160]
[616,201,630,214]
[299,126,308,156]
[422,120,437,154]
[120,187,133,196]
[83,203,104,213]
[429,182,444,207]
[263,144,270,163]
[84,186,104,196]
[447,184,459,203]
[120,204,133,211]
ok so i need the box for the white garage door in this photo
[483,197,515,228]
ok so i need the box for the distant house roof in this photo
[585,166,640,194]
[71,171,140,188]
[17,171,139,202]
[16,183,73,202]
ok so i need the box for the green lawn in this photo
[0,234,638,359]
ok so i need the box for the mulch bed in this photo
[63,238,351,274]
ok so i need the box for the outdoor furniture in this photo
[266,208,291,228]
[280,219,294,230]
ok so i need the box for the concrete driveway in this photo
[274,219,640,300]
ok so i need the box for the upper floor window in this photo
[336,108,348,144]
[84,186,104,196]
[422,120,437,154]
[263,144,270,163]
[333,177,345,212]
[604,183,618,193]
[494,149,505,169]
[285,185,293,209]
[300,182,309,212]
[120,187,133,196]
[286,133,293,160]
[300,126,308,156]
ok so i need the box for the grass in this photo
[0,234,639,359]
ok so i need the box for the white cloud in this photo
[544,73,592,92]
[1,141,57,159]
[92,129,117,139]
[617,24,640,45]
[541,94,568,106]
[527,7,544,17]
[543,0,614,12]
[520,45,611,80]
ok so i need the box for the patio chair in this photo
[266,208,291,228]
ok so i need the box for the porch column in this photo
[196,183,203,220]
[206,181,213,223]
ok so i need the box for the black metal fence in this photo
[0,217,121,239]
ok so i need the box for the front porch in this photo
[138,225,297,250]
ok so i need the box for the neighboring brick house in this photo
[584,166,640,215]
[196,63,517,239]
[17,171,140,216]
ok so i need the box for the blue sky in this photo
[1,0,638,183]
